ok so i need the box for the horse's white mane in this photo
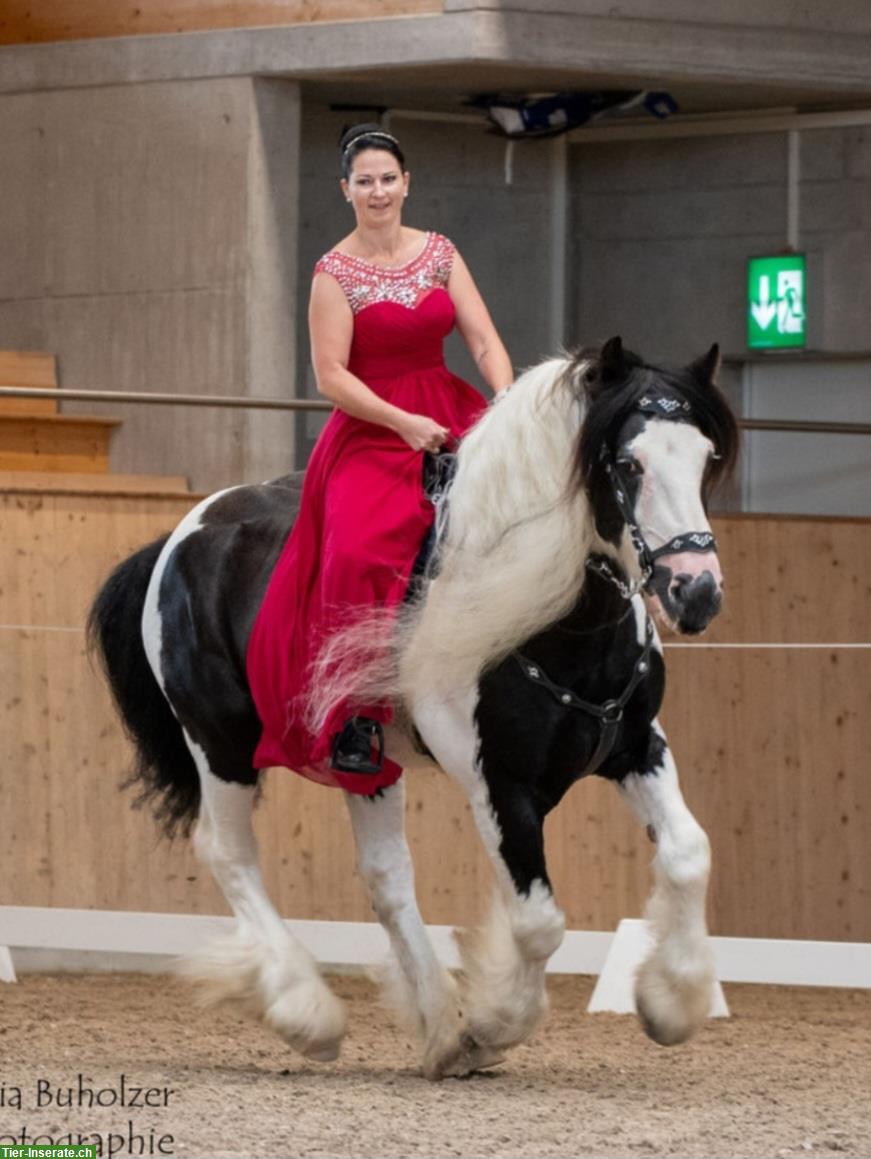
[307,353,596,729]
[398,354,595,696]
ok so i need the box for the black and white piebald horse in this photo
[89,337,738,1080]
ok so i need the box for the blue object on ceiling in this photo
[467,91,679,140]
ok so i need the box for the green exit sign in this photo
[747,254,806,349]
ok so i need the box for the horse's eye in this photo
[616,457,643,477]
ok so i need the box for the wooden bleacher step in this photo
[0,349,120,473]
[0,412,123,473]
[0,350,191,492]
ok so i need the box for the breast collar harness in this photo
[587,388,717,599]
[513,617,654,777]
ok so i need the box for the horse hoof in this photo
[635,958,712,1046]
[264,989,347,1060]
[423,1035,506,1080]
[467,1048,506,1073]
[302,1039,342,1063]
[637,1001,688,1047]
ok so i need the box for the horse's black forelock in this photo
[574,350,740,509]
[575,357,652,497]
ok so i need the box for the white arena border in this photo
[1,909,869,993]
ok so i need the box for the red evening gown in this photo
[245,232,487,795]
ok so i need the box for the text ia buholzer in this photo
[0,1076,176,1109]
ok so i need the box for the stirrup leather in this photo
[331,716,385,775]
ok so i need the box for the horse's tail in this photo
[87,537,200,838]
[304,605,402,738]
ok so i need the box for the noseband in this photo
[588,389,717,599]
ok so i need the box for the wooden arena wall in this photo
[1,480,869,942]
[0,0,442,46]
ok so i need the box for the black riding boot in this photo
[331,716,385,774]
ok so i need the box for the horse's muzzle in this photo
[647,550,723,635]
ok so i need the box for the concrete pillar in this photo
[244,78,301,483]
[0,76,302,492]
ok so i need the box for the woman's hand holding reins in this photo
[396,413,450,453]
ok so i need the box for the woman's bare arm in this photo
[448,251,514,397]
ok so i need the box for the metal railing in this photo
[0,385,331,412]
[0,385,869,435]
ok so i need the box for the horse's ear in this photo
[599,335,626,383]
[689,343,721,386]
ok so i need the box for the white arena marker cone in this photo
[0,946,17,983]
[587,918,728,1017]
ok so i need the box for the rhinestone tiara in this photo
[342,130,400,156]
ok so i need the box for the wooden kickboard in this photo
[0,470,192,496]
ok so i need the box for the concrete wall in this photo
[570,127,871,515]
[295,106,557,461]
[742,358,871,516]
[572,127,871,357]
[1,69,869,507]
[0,77,300,493]
[572,132,784,361]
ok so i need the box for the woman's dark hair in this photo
[340,123,406,180]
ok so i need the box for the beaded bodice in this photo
[314,232,454,314]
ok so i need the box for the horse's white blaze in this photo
[630,420,722,628]
[184,744,346,1060]
[413,688,565,1054]
[620,733,715,1044]
[629,420,714,556]
[142,486,240,696]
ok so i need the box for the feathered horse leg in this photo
[345,780,503,1080]
[184,761,347,1061]
[413,692,565,1063]
[619,722,715,1045]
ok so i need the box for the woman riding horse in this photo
[245,122,514,792]
[90,335,738,1078]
